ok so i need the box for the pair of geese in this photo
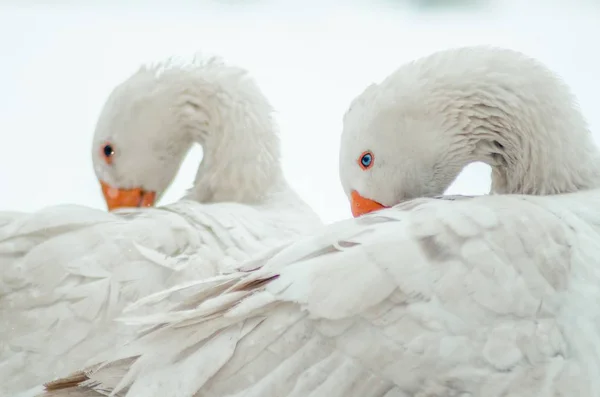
[2,46,600,396]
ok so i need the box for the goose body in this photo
[0,57,321,395]
[40,191,600,396]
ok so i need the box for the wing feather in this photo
[38,192,600,396]
[1,196,320,395]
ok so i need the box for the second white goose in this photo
[0,56,322,395]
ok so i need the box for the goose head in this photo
[339,46,600,217]
[92,57,284,211]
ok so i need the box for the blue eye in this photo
[361,154,372,166]
[358,151,374,170]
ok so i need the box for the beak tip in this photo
[99,180,156,211]
[350,190,386,218]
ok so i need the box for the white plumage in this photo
[33,46,600,396]
[40,193,600,396]
[0,56,322,395]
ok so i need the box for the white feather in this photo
[36,192,600,397]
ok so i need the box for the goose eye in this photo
[358,151,374,170]
[102,143,115,164]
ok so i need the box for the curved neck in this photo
[177,73,286,204]
[429,78,600,196]
[382,47,600,197]
[460,101,600,196]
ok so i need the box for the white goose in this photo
[39,46,600,397]
[0,56,321,395]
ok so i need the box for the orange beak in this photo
[100,180,156,211]
[350,190,387,218]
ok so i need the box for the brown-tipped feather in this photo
[44,371,89,391]
[233,274,279,291]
